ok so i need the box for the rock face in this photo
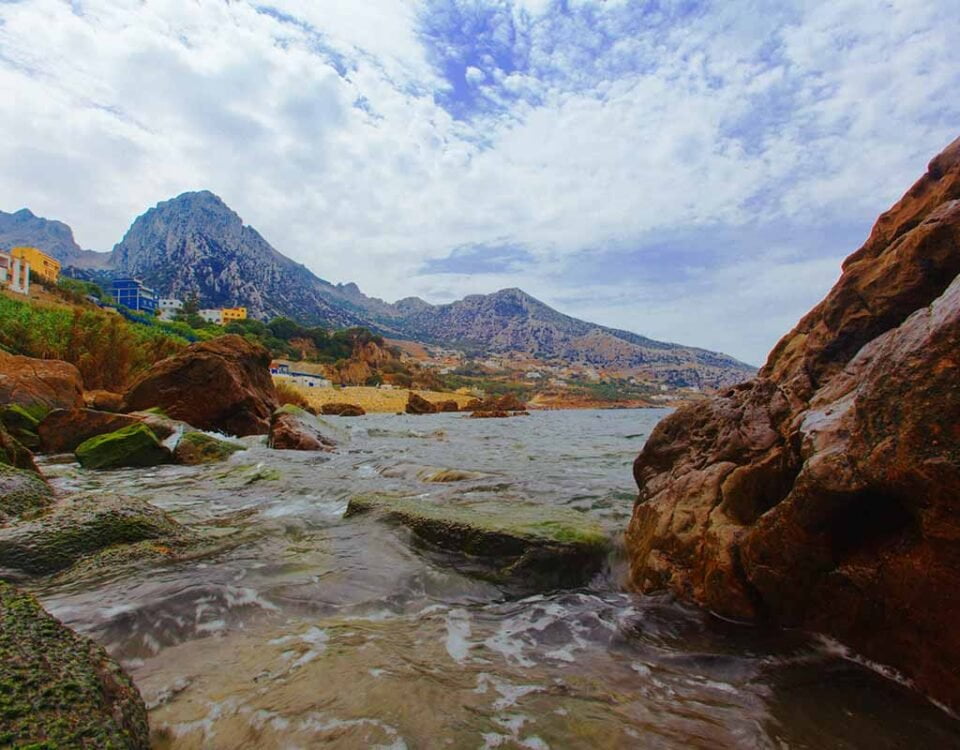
[405,393,438,415]
[0,352,83,411]
[38,408,142,454]
[0,207,110,267]
[268,406,339,451]
[625,137,960,711]
[0,581,149,748]
[75,423,171,470]
[123,335,278,436]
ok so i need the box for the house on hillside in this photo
[158,298,183,321]
[222,307,247,322]
[199,309,224,325]
[11,246,59,283]
[0,251,29,295]
[112,278,158,313]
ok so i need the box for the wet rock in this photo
[320,402,366,417]
[122,335,278,437]
[0,493,185,576]
[0,421,38,474]
[468,410,530,419]
[75,423,171,470]
[470,394,527,413]
[418,468,486,483]
[0,464,54,526]
[38,408,142,454]
[346,494,609,588]
[269,405,339,451]
[625,136,960,711]
[0,404,41,450]
[0,580,150,748]
[405,392,438,414]
[84,389,125,412]
[436,400,459,412]
[0,351,84,411]
[173,432,244,465]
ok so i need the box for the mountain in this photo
[11,190,753,387]
[0,208,110,267]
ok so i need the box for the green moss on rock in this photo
[0,465,54,526]
[0,404,41,450]
[0,580,150,748]
[173,432,244,466]
[345,494,610,588]
[0,421,38,474]
[75,423,171,470]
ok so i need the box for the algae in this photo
[75,423,171,470]
[0,464,54,526]
[0,404,41,450]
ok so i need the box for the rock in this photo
[0,464,54,526]
[405,393,438,415]
[470,394,527,413]
[346,494,609,588]
[0,580,150,748]
[173,432,244,465]
[0,493,185,576]
[38,408,142,454]
[0,351,84,411]
[625,136,960,711]
[122,335,278,437]
[468,410,530,419]
[0,421,38,474]
[84,389,125,412]
[268,405,340,451]
[128,409,187,442]
[0,405,41,450]
[75,423,171,470]
[320,402,366,417]
[436,400,459,412]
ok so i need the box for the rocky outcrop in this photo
[320,402,366,417]
[84,389,125,412]
[469,394,527,413]
[268,406,339,451]
[173,432,244,465]
[122,335,278,436]
[0,580,149,748]
[625,137,960,711]
[75,423,171,470]
[436,400,459,412]
[0,465,54,526]
[405,393,438,415]
[0,352,83,411]
[38,408,142,454]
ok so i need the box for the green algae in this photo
[75,423,170,470]
[173,432,244,466]
[0,464,54,526]
[0,580,150,748]
[0,404,41,450]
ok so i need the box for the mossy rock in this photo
[0,464,54,526]
[0,580,150,748]
[345,494,610,589]
[0,494,186,575]
[75,423,171,470]
[173,432,244,465]
[0,421,38,474]
[0,404,41,450]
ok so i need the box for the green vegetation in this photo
[0,465,54,525]
[219,316,385,363]
[75,423,170,470]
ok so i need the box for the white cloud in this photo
[0,0,957,363]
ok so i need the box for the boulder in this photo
[0,421,38,474]
[38,408,142,454]
[0,493,184,576]
[405,393,438,415]
[75,423,171,470]
[0,405,41,450]
[625,137,960,711]
[122,335,278,437]
[436,400,459,412]
[346,494,609,589]
[0,352,83,411]
[0,464,54,526]
[469,410,530,419]
[0,580,150,748]
[320,402,366,417]
[84,389,125,412]
[268,405,340,451]
[173,432,244,465]
[470,394,527,413]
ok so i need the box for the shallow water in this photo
[34,409,960,748]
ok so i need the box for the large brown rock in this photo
[122,335,278,436]
[320,402,366,417]
[405,392,438,414]
[0,352,83,411]
[626,136,960,711]
[38,409,142,454]
[268,406,339,451]
[470,394,527,412]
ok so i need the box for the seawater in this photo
[34,409,960,748]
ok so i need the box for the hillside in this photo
[0,208,109,267]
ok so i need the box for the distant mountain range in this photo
[0,193,755,387]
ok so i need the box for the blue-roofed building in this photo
[112,277,158,314]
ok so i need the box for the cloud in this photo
[0,0,957,363]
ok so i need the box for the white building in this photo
[199,308,224,325]
[158,298,183,321]
[0,251,29,295]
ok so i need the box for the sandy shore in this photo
[278,382,475,414]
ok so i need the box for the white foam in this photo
[444,608,473,664]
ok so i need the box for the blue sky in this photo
[0,0,958,364]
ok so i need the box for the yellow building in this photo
[222,307,248,322]
[11,246,60,283]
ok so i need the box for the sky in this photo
[0,0,957,365]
